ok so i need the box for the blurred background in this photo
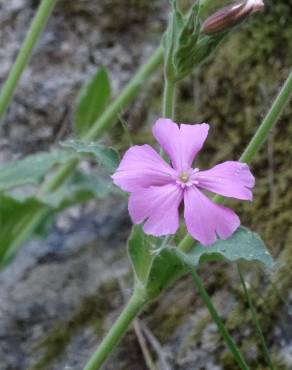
[0,0,291,369]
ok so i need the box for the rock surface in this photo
[0,0,291,369]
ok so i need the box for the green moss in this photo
[147,300,187,340]
[29,280,120,370]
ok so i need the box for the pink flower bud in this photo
[202,0,264,35]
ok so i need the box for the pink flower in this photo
[112,119,255,246]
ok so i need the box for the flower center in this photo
[176,168,200,189]
[180,172,190,183]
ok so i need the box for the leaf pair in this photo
[128,226,273,300]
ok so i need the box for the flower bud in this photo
[202,0,264,35]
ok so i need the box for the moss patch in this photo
[29,280,120,370]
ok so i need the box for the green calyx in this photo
[163,0,228,82]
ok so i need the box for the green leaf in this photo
[146,247,187,298]
[0,150,76,192]
[181,227,274,270]
[61,140,119,173]
[128,225,156,284]
[73,68,111,137]
[128,226,188,299]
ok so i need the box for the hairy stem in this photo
[0,0,58,121]
[162,78,176,119]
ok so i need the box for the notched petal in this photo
[195,161,255,200]
[152,118,209,171]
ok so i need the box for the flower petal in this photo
[184,186,240,246]
[112,144,176,192]
[152,118,209,171]
[195,161,255,200]
[129,184,183,236]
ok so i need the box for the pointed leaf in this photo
[73,68,111,136]
[128,227,188,299]
[128,225,156,284]
[146,247,187,298]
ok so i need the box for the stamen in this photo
[180,173,189,183]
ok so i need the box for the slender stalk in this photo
[179,70,292,254]
[83,288,147,370]
[162,78,176,119]
[160,77,176,158]
[0,0,58,121]
[237,264,275,370]
[239,70,292,164]
[191,270,250,370]
[84,46,163,141]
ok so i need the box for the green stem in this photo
[237,264,275,370]
[83,288,147,370]
[160,77,176,158]
[162,78,176,119]
[84,46,163,141]
[239,70,292,163]
[179,69,292,254]
[191,270,250,370]
[0,0,58,121]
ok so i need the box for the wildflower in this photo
[112,119,255,246]
[202,0,265,35]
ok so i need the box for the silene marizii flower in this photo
[112,119,255,246]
